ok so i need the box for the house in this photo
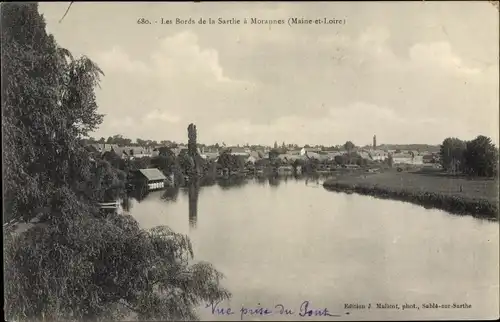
[303,151,329,161]
[92,145,151,160]
[122,146,153,158]
[277,154,291,162]
[369,150,388,161]
[173,145,188,156]
[90,143,118,153]
[203,147,220,153]
[391,152,423,165]
[109,146,130,159]
[304,151,320,159]
[357,151,372,160]
[327,151,344,158]
[249,150,264,159]
[300,147,322,156]
[288,149,302,155]
[204,152,219,161]
[226,147,249,157]
[277,154,305,163]
[133,168,168,191]
[422,154,435,164]
[247,155,258,164]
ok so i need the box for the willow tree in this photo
[3,3,230,321]
[2,1,102,224]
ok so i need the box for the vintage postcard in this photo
[2,1,499,321]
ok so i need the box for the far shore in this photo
[323,168,499,221]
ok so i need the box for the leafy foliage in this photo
[188,123,197,157]
[334,155,345,165]
[2,2,104,223]
[4,214,231,321]
[217,150,233,169]
[463,135,498,177]
[268,149,280,161]
[439,137,466,173]
[343,141,355,152]
[3,3,230,321]
[387,153,394,168]
[440,135,498,177]
[217,150,245,172]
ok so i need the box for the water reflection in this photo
[268,175,281,187]
[121,197,132,212]
[162,187,179,202]
[125,174,340,230]
[217,176,248,190]
[188,179,200,229]
[305,176,321,187]
[256,176,268,186]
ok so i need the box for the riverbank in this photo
[323,169,499,221]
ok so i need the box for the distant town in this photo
[83,134,442,167]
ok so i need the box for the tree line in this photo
[439,135,498,177]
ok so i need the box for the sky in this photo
[39,2,499,147]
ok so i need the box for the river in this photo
[127,175,499,321]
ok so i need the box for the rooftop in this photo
[137,168,167,181]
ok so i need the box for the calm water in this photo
[127,176,499,321]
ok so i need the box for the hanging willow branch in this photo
[59,2,74,23]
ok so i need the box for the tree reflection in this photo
[161,187,179,203]
[268,175,280,187]
[188,179,200,229]
[256,176,267,186]
[128,185,148,202]
[217,176,248,190]
[120,197,132,212]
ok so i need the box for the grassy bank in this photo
[323,169,499,221]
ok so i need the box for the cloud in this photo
[143,110,181,124]
[319,26,482,76]
[151,31,233,83]
[94,47,150,74]
[105,111,183,141]
[211,102,446,146]
[408,42,481,75]
[95,31,252,88]
[108,116,135,129]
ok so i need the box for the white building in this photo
[300,147,321,156]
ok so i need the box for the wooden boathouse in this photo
[132,168,168,191]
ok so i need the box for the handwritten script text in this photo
[206,300,341,320]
